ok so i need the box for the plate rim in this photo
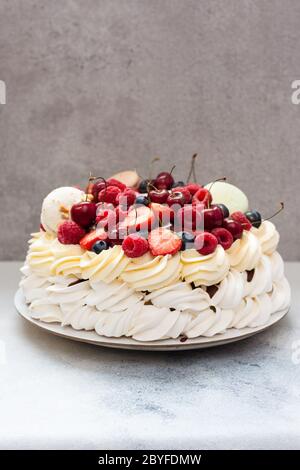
[14,288,289,351]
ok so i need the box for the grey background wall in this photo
[0,0,300,260]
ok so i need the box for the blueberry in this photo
[92,240,109,254]
[138,179,150,193]
[245,210,262,228]
[213,203,229,219]
[172,181,185,188]
[135,195,150,206]
[177,231,195,250]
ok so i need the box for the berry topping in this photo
[79,229,108,251]
[109,170,140,189]
[172,187,192,204]
[186,183,202,195]
[121,205,156,232]
[222,218,243,240]
[203,205,224,231]
[177,231,195,250]
[106,178,126,191]
[213,203,229,219]
[150,202,174,224]
[194,232,218,255]
[122,234,149,258]
[116,188,136,209]
[176,205,203,231]
[70,202,97,228]
[231,211,252,230]
[149,188,169,204]
[193,188,212,208]
[166,190,186,207]
[95,206,116,229]
[138,179,151,193]
[92,240,109,254]
[135,195,150,206]
[155,171,175,190]
[211,227,234,250]
[57,221,86,245]
[148,227,182,256]
[98,186,121,206]
[91,180,106,202]
[244,210,262,228]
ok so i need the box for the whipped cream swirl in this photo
[252,220,279,255]
[209,269,245,309]
[227,230,261,272]
[121,252,182,291]
[181,246,230,286]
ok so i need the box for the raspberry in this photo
[194,232,218,255]
[106,178,126,191]
[57,220,86,245]
[211,227,234,250]
[231,211,252,230]
[116,188,136,208]
[122,234,149,258]
[98,186,121,206]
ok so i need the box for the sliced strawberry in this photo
[150,202,174,224]
[80,229,108,251]
[121,206,156,232]
[193,188,212,208]
[148,227,182,256]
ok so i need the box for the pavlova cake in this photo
[19,163,291,342]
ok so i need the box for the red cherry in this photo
[193,188,212,208]
[155,172,174,190]
[186,183,202,196]
[172,187,192,203]
[211,227,234,250]
[91,181,106,202]
[149,189,169,204]
[166,191,186,208]
[176,205,203,231]
[71,202,97,228]
[223,218,243,240]
[194,232,218,255]
[203,206,224,231]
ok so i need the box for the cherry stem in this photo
[170,164,176,176]
[264,202,284,221]
[187,154,198,183]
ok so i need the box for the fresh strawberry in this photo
[148,227,182,256]
[122,234,149,258]
[80,229,108,251]
[193,188,212,208]
[231,211,252,231]
[121,206,156,232]
[96,207,116,229]
[106,178,126,191]
[186,183,202,196]
[171,187,192,203]
[98,186,121,206]
[57,221,86,245]
[116,188,136,208]
[150,202,174,224]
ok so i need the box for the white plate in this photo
[14,289,288,351]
